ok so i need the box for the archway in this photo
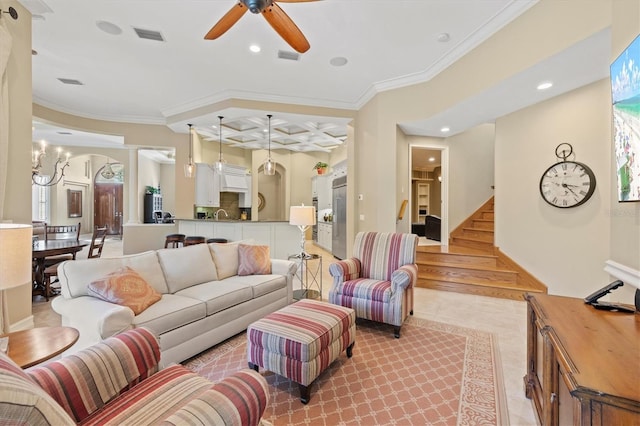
[257,163,286,221]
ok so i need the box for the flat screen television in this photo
[610,33,640,202]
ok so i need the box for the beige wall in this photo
[496,80,612,296]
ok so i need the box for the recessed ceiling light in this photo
[436,33,450,42]
[537,81,553,91]
[428,157,435,162]
[440,127,450,133]
[330,57,348,67]
[249,44,261,53]
[96,21,122,35]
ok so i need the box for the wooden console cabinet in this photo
[523,294,640,425]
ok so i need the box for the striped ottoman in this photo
[247,299,356,404]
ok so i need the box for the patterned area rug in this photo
[183,317,508,425]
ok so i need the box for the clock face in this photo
[539,161,596,208]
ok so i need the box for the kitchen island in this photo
[177,219,300,260]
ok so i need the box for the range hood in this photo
[219,164,250,194]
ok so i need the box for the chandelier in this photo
[32,141,70,187]
[263,114,276,176]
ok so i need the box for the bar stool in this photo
[206,238,228,244]
[165,233,186,248]
[184,236,206,246]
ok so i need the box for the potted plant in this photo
[313,162,328,175]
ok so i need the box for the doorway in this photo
[94,163,124,236]
[410,146,447,245]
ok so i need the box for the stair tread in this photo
[417,245,497,257]
[451,236,494,244]
[419,276,534,291]
[417,260,517,274]
[462,227,494,233]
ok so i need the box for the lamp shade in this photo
[0,224,32,290]
[289,205,316,226]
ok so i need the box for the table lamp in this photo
[289,204,316,258]
[0,224,33,350]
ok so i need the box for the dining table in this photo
[32,239,88,298]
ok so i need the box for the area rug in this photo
[183,317,508,425]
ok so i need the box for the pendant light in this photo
[184,123,195,178]
[263,114,276,176]
[101,156,115,179]
[214,116,226,173]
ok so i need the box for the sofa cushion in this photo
[58,251,169,297]
[157,244,218,293]
[175,280,253,316]
[88,266,162,314]
[223,274,287,298]
[209,242,239,279]
[0,351,74,425]
[238,244,271,276]
[133,294,206,335]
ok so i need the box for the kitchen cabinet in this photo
[523,294,640,425]
[317,222,332,251]
[195,163,219,207]
[311,174,332,210]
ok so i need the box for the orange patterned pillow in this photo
[237,244,271,276]
[88,267,162,315]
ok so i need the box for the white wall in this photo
[495,80,611,296]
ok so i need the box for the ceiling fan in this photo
[204,0,318,53]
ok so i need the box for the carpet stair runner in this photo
[416,197,547,300]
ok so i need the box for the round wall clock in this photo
[539,143,596,208]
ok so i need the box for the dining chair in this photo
[43,223,82,266]
[87,226,108,258]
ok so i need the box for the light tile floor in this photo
[32,237,537,425]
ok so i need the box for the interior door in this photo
[94,183,123,235]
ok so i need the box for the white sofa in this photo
[52,242,296,365]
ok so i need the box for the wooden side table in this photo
[0,326,79,368]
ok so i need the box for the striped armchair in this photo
[328,232,419,338]
[0,328,269,426]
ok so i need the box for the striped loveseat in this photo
[328,232,418,338]
[0,328,268,425]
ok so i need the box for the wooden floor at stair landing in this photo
[416,197,547,301]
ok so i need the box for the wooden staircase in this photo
[416,197,547,301]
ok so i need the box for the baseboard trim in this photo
[9,315,34,332]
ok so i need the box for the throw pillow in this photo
[209,242,239,279]
[238,244,271,276]
[88,267,162,315]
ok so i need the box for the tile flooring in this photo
[32,236,537,425]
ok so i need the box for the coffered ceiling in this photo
[23,0,610,158]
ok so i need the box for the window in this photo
[31,176,50,221]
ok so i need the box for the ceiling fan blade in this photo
[204,2,248,40]
[262,2,310,53]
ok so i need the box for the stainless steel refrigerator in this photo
[332,176,347,259]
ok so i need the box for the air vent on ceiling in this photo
[57,78,83,85]
[278,50,300,61]
[134,27,165,42]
